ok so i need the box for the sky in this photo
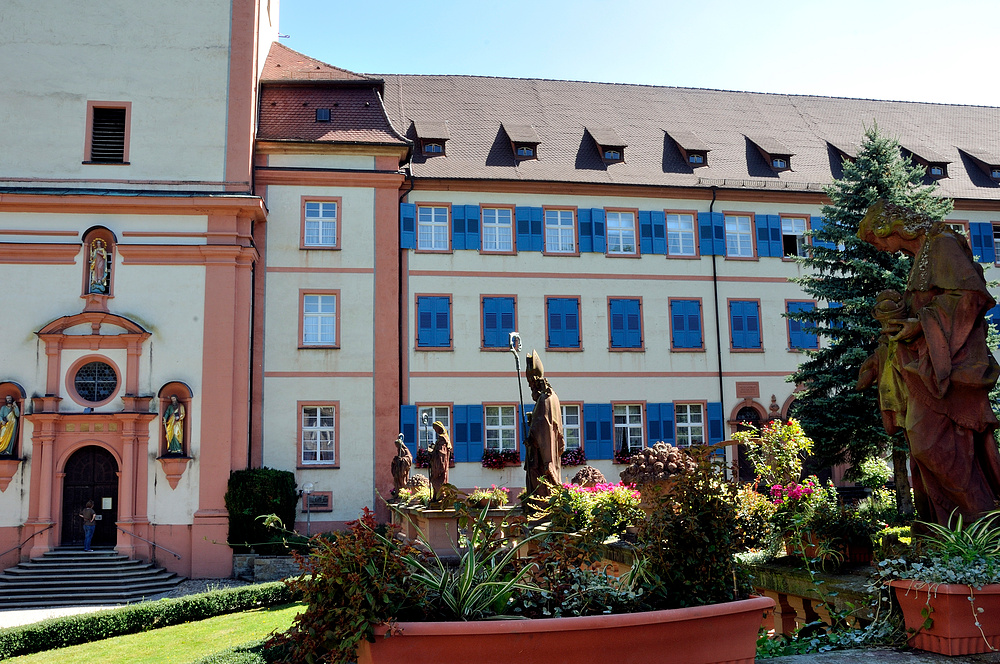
[276,0,1000,107]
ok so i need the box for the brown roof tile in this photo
[586,127,626,147]
[262,43,378,83]
[665,129,710,152]
[502,124,541,144]
[413,120,451,140]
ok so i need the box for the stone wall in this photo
[232,554,300,582]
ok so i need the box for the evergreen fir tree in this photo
[786,123,952,514]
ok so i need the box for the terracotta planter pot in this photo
[357,595,774,664]
[890,580,1000,655]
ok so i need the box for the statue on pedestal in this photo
[0,396,18,456]
[391,433,412,496]
[523,350,564,501]
[428,421,450,503]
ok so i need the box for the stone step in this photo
[0,572,179,593]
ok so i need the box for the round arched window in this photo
[736,406,761,432]
[74,361,118,403]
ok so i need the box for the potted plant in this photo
[878,510,1000,655]
[465,485,510,509]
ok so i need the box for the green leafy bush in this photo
[545,482,642,541]
[852,455,892,489]
[734,484,776,550]
[190,640,270,664]
[0,582,296,660]
[225,468,298,554]
[732,418,813,488]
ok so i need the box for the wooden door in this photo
[61,445,119,547]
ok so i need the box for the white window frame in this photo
[544,209,576,253]
[301,405,336,464]
[418,405,451,450]
[417,206,449,250]
[667,213,696,256]
[614,404,644,453]
[675,403,704,447]
[304,201,338,248]
[482,207,514,252]
[993,224,1000,259]
[781,217,808,257]
[725,215,754,257]
[606,211,637,255]
[302,294,337,345]
[562,404,581,450]
[485,405,517,452]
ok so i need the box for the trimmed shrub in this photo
[225,467,298,553]
[191,639,275,664]
[0,582,297,660]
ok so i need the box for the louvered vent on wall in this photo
[90,108,127,162]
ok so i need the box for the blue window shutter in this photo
[530,207,544,252]
[671,300,701,349]
[516,207,533,252]
[730,301,744,348]
[660,403,675,445]
[418,296,450,347]
[731,301,760,349]
[452,405,469,462]
[707,402,724,445]
[756,217,771,257]
[651,211,667,255]
[437,297,451,347]
[400,203,416,249]
[646,403,675,446]
[970,222,996,263]
[698,212,716,255]
[578,208,593,253]
[465,205,480,251]
[468,405,484,462]
[610,299,626,348]
[592,209,605,253]
[548,298,579,348]
[646,403,661,442]
[687,301,702,348]
[609,298,640,348]
[598,403,613,459]
[746,301,761,348]
[626,300,641,347]
[768,215,783,257]
[788,302,817,349]
[811,216,836,250]
[988,304,1000,324]
[482,297,514,348]
[639,210,653,254]
[583,403,600,459]
[400,405,417,457]
[712,212,726,256]
[451,205,467,251]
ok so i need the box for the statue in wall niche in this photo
[0,395,19,455]
[523,350,564,503]
[88,239,110,294]
[163,395,186,454]
[391,433,412,496]
[856,199,1000,527]
[428,421,451,503]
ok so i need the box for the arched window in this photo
[736,406,761,432]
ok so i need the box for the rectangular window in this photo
[303,200,339,248]
[301,404,337,464]
[546,297,581,349]
[994,224,1000,261]
[482,296,516,349]
[544,209,576,254]
[85,101,131,164]
[781,217,808,257]
[787,301,819,349]
[675,403,704,446]
[481,207,514,253]
[669,299,703,349]
[485,405,517,452]
[667,212,697,256]
[562,404,581,450]
[417,405,451,450]
[416,295,451,348]
[609,297,642,349]
[614,404,644,453]
[725,214,754,257]
[606,211,637,255]
[302,293,338,346]
[417,205,450,251]
[729,300,762,349]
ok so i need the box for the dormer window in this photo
[587,127,626,165]
[772,157,787,169]
[503,123,541,161]
[688,153,705,165]
[516,145,535,158]
[604,149,621,161]
[746,135,794,173]
[665,129,710,168]
[413,120,450,158]
[903,145,950,181]
[957,148,1000,183]
[928,164,947,178]
[992,168,1000,181]
[315,108,331,122]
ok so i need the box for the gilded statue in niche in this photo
[0,395,19,455]
[163,395,186,454]
[89,239,110,294]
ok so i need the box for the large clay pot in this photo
[890,580,1000,655]
[357,595,774,664]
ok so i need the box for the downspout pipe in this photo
[709,187,726,421]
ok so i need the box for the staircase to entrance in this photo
[0,548,186,609]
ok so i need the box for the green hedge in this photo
[191,639,271,664]
[225,468,298,554]
[0,581,297,660]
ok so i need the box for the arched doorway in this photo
[735,406,762,483]
[61,446,119,548]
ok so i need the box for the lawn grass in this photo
[5,603,302,664]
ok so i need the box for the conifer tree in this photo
[786,123,952,514]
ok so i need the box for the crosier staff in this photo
[509,332,529,457]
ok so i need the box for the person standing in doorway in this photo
[80,500,96,551]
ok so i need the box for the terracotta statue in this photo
[857,200,1000,526]
[428,421,450,503]
[89,239,109,294]
[391,433,412,495]
[163,395,185,454]
[0,395,18,456]
[524,350,564,501]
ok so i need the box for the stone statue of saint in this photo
[0,395,19,456]
[89,239,109,294]
[428,421,450,503]
[857,200,1000,526]
[163,395,186,454]
[523,350,564,501]
[391,433,412,495]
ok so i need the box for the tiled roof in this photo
[258,85,409,146]
[665,129,709,153]
[377,73,1000,200]
[262,43,377,83]
[413,120,450,140]
[502,124,541,144]
[746,135,793,156]
[586,127,626,147]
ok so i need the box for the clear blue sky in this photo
[277,0,999,107]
